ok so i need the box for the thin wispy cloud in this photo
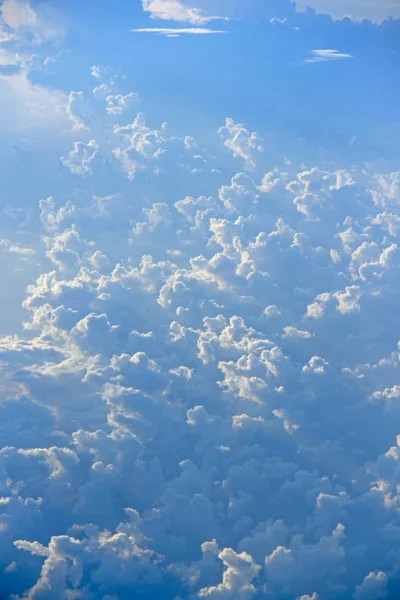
[305,48,352,62]
[131,27,226,36]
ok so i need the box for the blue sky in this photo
[0,1,400,599]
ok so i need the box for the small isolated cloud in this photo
[0,238,36,258]
[141,0,227,25]
[305,49,352,63]
[131,27,226,36]
[270,17,288,25]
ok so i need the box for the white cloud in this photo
[295,0,400,22]
[270,16,288,25]
[141,0,227,24]
[1,0,36,28]
[0,0,64,42]
[106,92,139,115]
[354,572,388,600]
[0,71,67,130]
[66,90,88,130]
[218,118,263,169]
[61,140,101,175]
[198,548,260,599]
[305,49,353,63]
[131,27,226,36]
[0,238,36,258]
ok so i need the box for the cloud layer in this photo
[0,1,399,598]
[0,96,400,598]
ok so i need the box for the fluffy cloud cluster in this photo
[141,0,227,25]
[295,0,400,22]
[1,87,400,600]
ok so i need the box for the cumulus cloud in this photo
[111,111,192,178]
[295,0,400,22]
[141,0,227,24]
[354,571,388,600]
[66,91,88,130]
[2,53,400,600]
[106,92,139,115]
[218,119,263,170]
[61,140,101,175]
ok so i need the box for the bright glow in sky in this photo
[0,1,400,598]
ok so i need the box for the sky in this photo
[0,0,400,599]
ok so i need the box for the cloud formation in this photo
[131,27,226,36]
[305,49,352,63]
[295,0,400,22]
[141,0,227,24]
[0,0,64,42]
[0,94,400,598]
[0,0,400,595]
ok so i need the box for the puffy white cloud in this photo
[198,548,260,599]
[218,173,259,215]
[141,0,227,25]
[354,571,388,600]
[111,111,193,178]
[14,509,163,598]
[61,140,101,175]
[218,119,263,170]
[114,112,167,155]
[106,92,139,115]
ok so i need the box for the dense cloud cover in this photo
[1,110,400,598]
[0,0,400,599]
